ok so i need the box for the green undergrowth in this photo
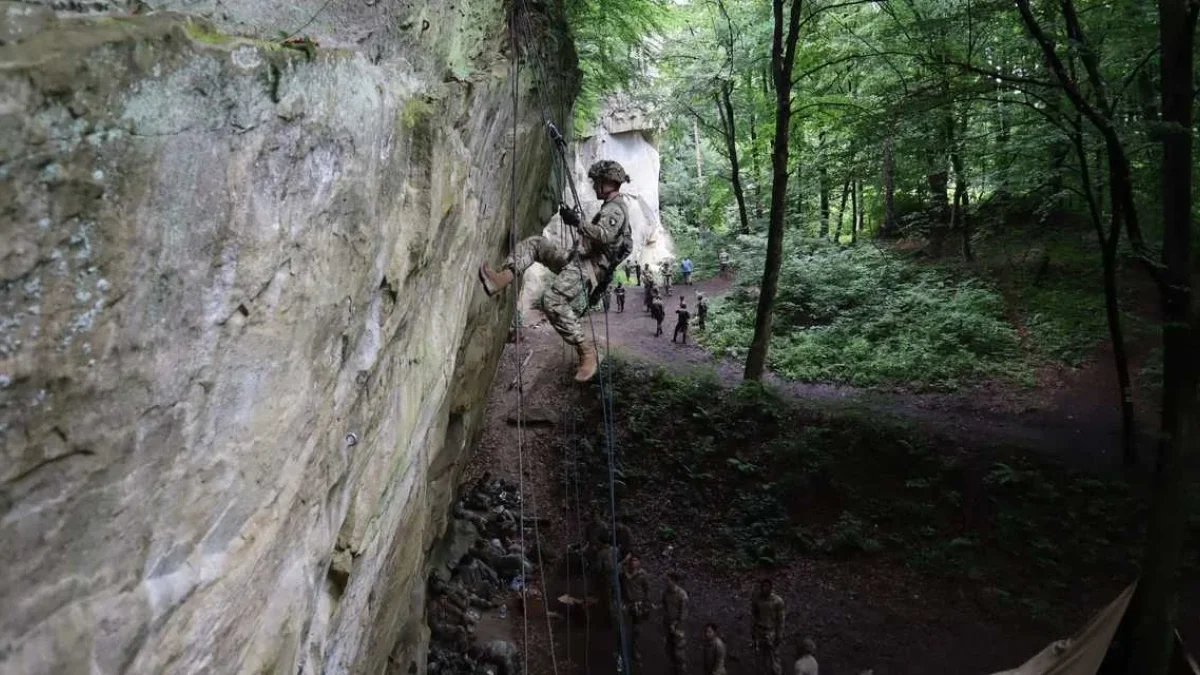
[702,239,1025,390]
[580,362,1198,622]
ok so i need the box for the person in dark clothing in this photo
[697,292,709,330]
[673,299,690,344]
[633,260,641,286]
[614,282,626,312]
[650,291,665,337]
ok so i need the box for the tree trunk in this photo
[1128,1,1199,673]
[881,131,896,237]
[950,149,972,261]
[693,117,704,180]
[850,179,859,244]
[818,164,830,238]
[834,177,850,241]
[749,72,764,220]
[716,82,751,235]
[744,0,803,382]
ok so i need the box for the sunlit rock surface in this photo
[0,1,576,672]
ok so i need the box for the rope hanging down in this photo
[508,3,635,671]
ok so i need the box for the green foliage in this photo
[586,363,1165,615]
[565,0,666,129]
[703,239,1023,389]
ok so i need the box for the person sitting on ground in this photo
[650,290,665,337]
[795,637,819,675]
[478,161,633,382]
[673,298,690,344]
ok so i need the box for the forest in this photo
[560,0,1198,672]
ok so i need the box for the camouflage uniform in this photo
[697,295,709,330]
[621,564,653,662]
[660,261,673,296]
[651,297,665,336]
[593,543,618,624]
[505,196,631,345]
[662,583,689,675]
[751,591,787,675]
[703,635,727,675]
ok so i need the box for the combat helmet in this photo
[587,159,631,184]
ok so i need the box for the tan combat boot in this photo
[478,263,514,296]
[574,342,599,382]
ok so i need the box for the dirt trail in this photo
[463,275,1172,675]
[600,276,1136,469]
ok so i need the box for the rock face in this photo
[519,97,671,318]
[0,2,575,673]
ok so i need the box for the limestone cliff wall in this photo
[0,2,575,673]
[519,98,670,318]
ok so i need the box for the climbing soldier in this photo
[650,290,665,337]
[478,160,634,382]
[621,553,653,663]
[673,298,690,344]
[696,292,709,331]
[662,572,689,675]
[614,281,626,312]
[702,623,727,675]
[751,578,787,675]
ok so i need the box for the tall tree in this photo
[1129,1,1199,672]
[744,0,804,380]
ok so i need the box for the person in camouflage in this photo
[650,290,665,337]
[642,264,656,312]
[703,623,727,675]
[478,160,633,382]
[751,578,787,675]
[697,292,709,331]
[621,553,653,663]
[661,572,689,675]
[660,260,673,297]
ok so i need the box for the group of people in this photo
[578,513,830,674]
[608,258,708,343]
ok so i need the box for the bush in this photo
[702,239,1024,389]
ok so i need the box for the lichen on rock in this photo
[0,2,577,673]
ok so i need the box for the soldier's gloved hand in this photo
[559,203,581,227]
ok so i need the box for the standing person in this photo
[621,554,652,663]
[662,573,690,675]
[633,259,641,286]
[794,637,819,675]
[478,160,634,382]
[681,257,694,285]
[718,249,731,278]
[660,260,673,297]
[751,578,787,675]
[673,298,690,344]
[650,291,665,337]
[643,270,656,313]
[625,260,635,284]
[614,282,627,312]
[642,262,655,288]
[601,286,611,313]
[702,623,727,675]
[696,292,709,331]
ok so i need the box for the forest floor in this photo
[464,275,1196,675]
[604,275,1145,469]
